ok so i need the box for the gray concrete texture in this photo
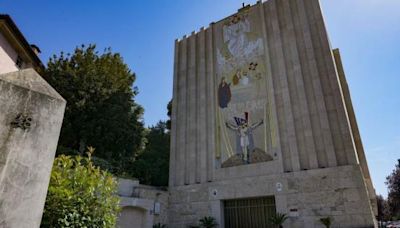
[169,0,377,227]
[169,165,375,227]
[117,178,169,228]
[0,69,65,228]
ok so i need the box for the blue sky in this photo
[1,0,399,198]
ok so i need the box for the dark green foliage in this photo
[319,217,332,228]
[41,147,120,227]
[43,44,145,174]
[166,99,172,130]
[130,121,170,186]
[377,194,390,221]
[198,216,218,228]
[91,156,117,173]
[386,159,400,219]
[269,213,288,228]
[153,223,167,228]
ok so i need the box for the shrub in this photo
[319,217,332,228]
[41,147,120,227]
[199,216,218,228]
[153,223,167,228]
[269,212,289,228]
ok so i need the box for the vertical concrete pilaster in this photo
[206,24,216,182]
[169,40,179,187]
[269,0,301,172]
[303,0,337,167]
[187,32,197,185]
[258,1,284,173]
[285,0,319,170]
[197,28,207,183]
[312,0,357,166]
[177,37,188,186]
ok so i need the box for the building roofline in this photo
[176,0,261,42]
[0,14,44,70]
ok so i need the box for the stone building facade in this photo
[168,0,377,227]
[116,179,169,228]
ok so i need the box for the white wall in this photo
[0,32,19,74]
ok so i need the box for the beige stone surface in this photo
[170,0,368,186]
[169,165,375,228]
[117,178,169,228]
[333,49,378,216]
[168,0,376,227]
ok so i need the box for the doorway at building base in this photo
[224,196,276,228]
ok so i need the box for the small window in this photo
[16,56,23,69]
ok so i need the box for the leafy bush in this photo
[319,217,332,228]
[199,216,218,228]
[41,147,120,227]
[269,212,288,228]
[153,223,167,228]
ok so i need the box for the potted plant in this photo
[153,223,167,228]
[269,213,289,228]
[199,216,218,228]
[319,217,332,228]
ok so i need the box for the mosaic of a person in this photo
[218,77,231,108]
[226,113,263,163]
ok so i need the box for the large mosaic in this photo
[215,9,274,168]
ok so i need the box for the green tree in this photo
[44,44,145,173]
[41,147,120,228]
[376,194,389,221]
[166,99,172,130]
[386,159,400,219]
[130,121,170,186]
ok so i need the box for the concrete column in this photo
[197,28,207,183]
[0,69,66,228]
[187,32,197,184]
[312,0,357,166]
[264,1,292,172]
[308,0,344,167]
[206,25,216,182]
[169,40,179,187]
[333,49,377,214]
[258,2,284,173]
[177,37,188,186]
[302,0,337,168]
[269,0,301,172]
[277,0,306,171]
[282,0,319,170]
